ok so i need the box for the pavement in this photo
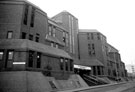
[58,81,135,92]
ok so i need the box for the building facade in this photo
[52,11,79,59]
[0,0,73,79]
[78,29,127,80]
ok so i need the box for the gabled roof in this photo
[0,39,72,59]
[74,58,104,66]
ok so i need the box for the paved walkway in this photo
[58,81,135,92]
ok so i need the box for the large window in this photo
[30,7,35,27]
[48,25,52,36]
[60,58,64,70]
[91,33,94,40]
[63,32,66,43]
[97,33,100,40]
[7,31,13,39]
[35,33,39,42]
[37,52,41,68]
[23,4,29,25]
[21,32,27,39]
[28,51,34,67]
[87,33,90,40]
[70,60,73,71]
[52,27,56,37]
[8,51,14,60]
[65,59,68,71]
[5,50,14,68]
[0,51,4,60]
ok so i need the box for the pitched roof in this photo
[74,58,104,66]
[0,39,72,59]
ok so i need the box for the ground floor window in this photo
[28,51,34,67]
[5,50,14,68]
[37,52,41,68]
[65,59,68,71]
[60,58,64,70]
[0,50,4,60]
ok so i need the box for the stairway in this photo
[81,74,108,86]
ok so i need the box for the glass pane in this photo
[8,51,13,60]
[0,51,4,60]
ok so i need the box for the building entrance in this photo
[74,65,91,76]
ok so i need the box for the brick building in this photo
[52,11,79,59]
[0,0,127,81]
[0,0,73,79]
[78,29,127,80]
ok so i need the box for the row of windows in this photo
[88,43,95,56]
[0,50,13,60]
[51,42,58,48]
[0,50,73,71]
[28,51,73,71]
[87,33,100,40]
[22,32,40,42]
[48,24,69,46]
[60,58,73,71]
[23,4,35,27]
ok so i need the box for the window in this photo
[88,43,95,56]
[35,33,39,42]
[29,34,33,40]
[23,4,29,25]
[28,51,34,67]
[7,31,13,39]
[51,42,54,47]
[8,51,14,60]
[65,59,68,71]
[65,33,69,47]
[97,33,100,40]
[87,33,90,40]
[48,25,52,36]
[88,44,91,50]
[70,60,73,71]
[91,33,94,40]
[37,52,41,68]
[60,58,64,70]
[92,44,95,49]
[52,27,56,37]
[56,44,58,48]
[63,32,66,43]
[21,32,27,39]
[30,7,35,27]
[0,51,4,60]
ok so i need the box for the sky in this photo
[29,0,135,65]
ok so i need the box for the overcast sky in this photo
[29,0,135,65]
